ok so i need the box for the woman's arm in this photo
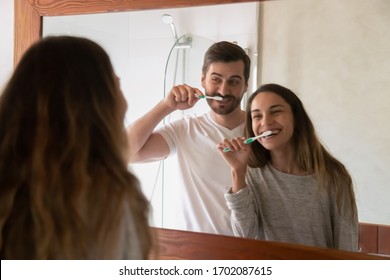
[225,186,260,238]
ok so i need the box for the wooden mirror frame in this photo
[12,0,390,259]
[14,0,261,66]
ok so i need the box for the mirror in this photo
[14,0,260,231]
[14,0,258,64]
[257,0,390,226]
[41,2,259,229]
[15,0,390,233]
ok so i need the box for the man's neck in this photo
[210,109,245,130]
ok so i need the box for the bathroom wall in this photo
[259,0,390,225]
[0,0,13,89]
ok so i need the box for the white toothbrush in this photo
[195,94,223,101]
[223,130,273,152]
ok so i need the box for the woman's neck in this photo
[270,147,308,176]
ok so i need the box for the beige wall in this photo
[259,0,390,224]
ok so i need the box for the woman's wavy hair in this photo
[0,36,152,259]
[245,83,357,219]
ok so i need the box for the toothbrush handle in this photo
[224,138,252,152]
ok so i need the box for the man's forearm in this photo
[126,100,174,159]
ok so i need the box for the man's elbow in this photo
[128,151,167,164]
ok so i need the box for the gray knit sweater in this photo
[224,164,358,251]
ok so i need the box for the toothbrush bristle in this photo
[261,130,273,137]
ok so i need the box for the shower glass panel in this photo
[158,34,215,230]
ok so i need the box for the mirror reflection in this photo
[43,0,390,236]
[43,2,258,230]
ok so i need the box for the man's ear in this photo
[243,83,248,94]
[201,73,205,88]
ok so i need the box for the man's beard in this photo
[207,93,242,115]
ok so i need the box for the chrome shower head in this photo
[161,14,174,24]
[161,14,178,41]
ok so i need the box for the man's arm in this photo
[127,84,202,163]
[127,100,173,163]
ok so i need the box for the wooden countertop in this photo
[150,227,389,260]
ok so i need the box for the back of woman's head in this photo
[0,36,152,259]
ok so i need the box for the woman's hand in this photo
[217,137,251,193]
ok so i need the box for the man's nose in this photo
[218,81,229,95]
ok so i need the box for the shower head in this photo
[161,14,179,41]
[161,14,174,24]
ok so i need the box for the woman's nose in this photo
[262,113,274,125]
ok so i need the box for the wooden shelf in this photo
[151,227,389,260]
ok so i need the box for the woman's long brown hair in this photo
[245,83,357,220]
[0,36,152,259]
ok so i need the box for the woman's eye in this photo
[271,109,282,114]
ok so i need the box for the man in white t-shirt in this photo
[127,41,250,236]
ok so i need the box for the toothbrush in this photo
[244,130,273,144]
[195,94,223,101]
[223,130,273,152]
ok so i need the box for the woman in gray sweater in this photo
[218,83,358,251]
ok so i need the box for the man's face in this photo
[201,60,248,115]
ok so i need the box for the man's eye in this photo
[228,80,240,86]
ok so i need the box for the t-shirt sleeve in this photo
[225,186,260,239]
[155,119,186,157]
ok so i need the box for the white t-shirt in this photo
[157,112,245,236]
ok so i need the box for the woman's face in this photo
[250,91,295,152]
